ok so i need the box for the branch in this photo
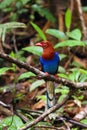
[0,52,87,89]
[19,91,70,130]
[0,51,44,75]
[75,0,87,40]
[56,116,87,129]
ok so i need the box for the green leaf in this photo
[30,80,45,92]
[3,7,13,12]
[2,22,26,29]
[2,28,6,43]
[13,115,24,128]
[58,94,67,102]
[37,121,51,126]
[59,54,67,61]
[21,0,30,5]
[58,73,68,79]
[79,69,87,82]
[58,66,66,73]
[0,22,26,43]
[80,119,87,125]
[72,61,83,68]
[83,40,87,45]
[15,93,24,101]
[0,0,14,9]
[37,95,46,101]
[79,74,87,82]
[10,51,16,58]
[10,13,17,21]
[55,40,85,48]
[0,115,24,130]
[68,70,80,82]
[0,28,3,37]
[18,72,36,80]
[39,8,56,23]
[46,29,67,40]
[0,67,11,76]
[56,86,69,94]
[67,29,82,40]
[31,4,56,23]
[80,68,87,74]
[30,22,47,40]
[82,7,87,12]
[0,22,26,32]
[65,8,71,29]
[23,46,43,56]
[0,85,14,92]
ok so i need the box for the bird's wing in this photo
[40,56,44,72]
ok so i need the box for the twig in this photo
[0,105,13,116]
[0,51,44,75]
[19,91,71,130]
[0,52,87,89]
[56,116,87,129]
[35,125,63,130]
[16,111,29,123]
[75,0,87,40]
[19,108,43,115]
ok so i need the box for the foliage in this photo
[18,72,36,80]
[46,8,85,48]
[46,28,85,48]
[22,20,85,58]
[66,28,82,40]
[56,86,69,102]
[46,29,67,40]
[58,68,87,82]
[80,119,87,125]
[30,22,47,40]
[30,80,45,92]
[0,67,12,76]
[0,21,26,77]
[31,4,56,22]
[54,40,85,48]
[0,22,26,29]
[82,6,87,12]
[0,22,26,44]
[65,8,72,30]
[23,46,43,56]
[0,0,55,22]
[0,115,24,130]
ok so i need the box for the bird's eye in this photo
[43,43,48,48]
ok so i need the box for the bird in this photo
[35,41,60,109]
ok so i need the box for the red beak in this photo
[35,43,42,47]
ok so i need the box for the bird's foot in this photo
[55,74,58,78]
[45,72,49,76]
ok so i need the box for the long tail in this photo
[46,81,55,109]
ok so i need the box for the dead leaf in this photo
[74,105,87,121]
[31,100,45,110]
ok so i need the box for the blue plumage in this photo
[40,52,60,75]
